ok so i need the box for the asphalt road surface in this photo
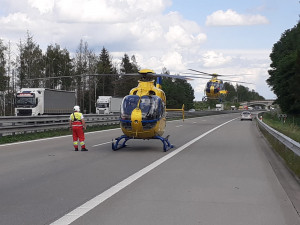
[0,113,299,225]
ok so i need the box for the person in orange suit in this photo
[69,105,88,151]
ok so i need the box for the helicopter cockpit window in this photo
[219,83,224,90]
[213,82,220,89]
[207,82,212,88]
[139,96,163,121]
[121,95,139,120]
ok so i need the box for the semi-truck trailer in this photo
[96,96,123,114]
[15,88,76,116]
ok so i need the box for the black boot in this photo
[81,148,88,151]
[75,148,79,151]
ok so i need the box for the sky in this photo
[0,0,299,101]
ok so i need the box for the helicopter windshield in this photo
[140,95,164,121]
[213,82,220,89]
[120,95,164,121]
[121,95,140,120]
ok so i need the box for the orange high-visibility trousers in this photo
[72,126,85,149]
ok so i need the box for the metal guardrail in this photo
[0,110,235,137]
[257,113,300,156]
[0,114,120,136]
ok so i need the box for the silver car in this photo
[241,111,253,121]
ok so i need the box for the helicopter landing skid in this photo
[112,135,131,151]
[154,135,174,152]
[111,135,174,152]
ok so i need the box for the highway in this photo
[0,113,299,225]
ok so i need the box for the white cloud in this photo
[0,13,32,31]
[202,51,232,67]
[51,0,172,23]
[55,0,125,23]
[0,12,31,24]
[206,9,269,26]
[161,51,185,71]
[165,25,206,49]
[129,19,164,44]
[28,0,54,14]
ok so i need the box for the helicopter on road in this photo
[186,69,252,102]
[114,69,186,151]
[27,69,187,151]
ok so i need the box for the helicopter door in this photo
[139,95,163,120]
[120,95,140,120]
[139,95,164,130]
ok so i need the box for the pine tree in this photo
[17,32,44,88]
[115,53,140,97]
[44,44,73,90]
[96,47,116,97]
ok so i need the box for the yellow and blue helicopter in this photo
[113,69,186,151]
[187,69,251,102]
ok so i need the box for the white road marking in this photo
[50,118,236,225]
[92,141,111,147]
[193,122,197,124]
[0,128,120,147]
[175,125,183,128]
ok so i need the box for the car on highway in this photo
[241,111,253,121]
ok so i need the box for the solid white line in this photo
[92,141,111,147]
[50,118,236,225]
[0,128,121,147]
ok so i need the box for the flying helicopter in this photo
[26,69,187,152]
[186,69,252,102]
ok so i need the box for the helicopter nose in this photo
[131,108,143,135]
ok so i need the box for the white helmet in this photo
[73,105,80,112]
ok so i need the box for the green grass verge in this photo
[258,122,300,178]
[262,112,300,143]
[0,124,120,145]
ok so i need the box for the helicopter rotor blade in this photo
[182,73,215,79]
[220,79,253,84]
[26,73,116,80]
[188,69,252,77]
[153,73,192,80]
[26,72,192,81]
[188,69,212,76]
[183,72,253,84]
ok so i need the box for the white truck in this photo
[15,88,76,116]
[96,96,123,114]
[216,103,224,111]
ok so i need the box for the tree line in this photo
[267,21,300,114]
[223,82,264,102]
[0,32,195,115]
